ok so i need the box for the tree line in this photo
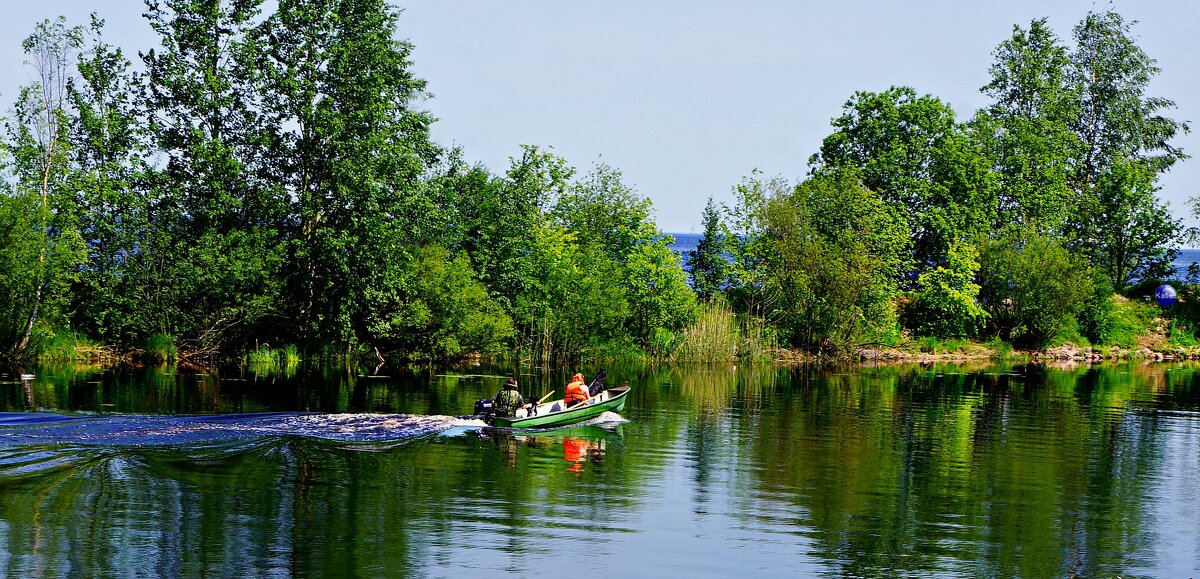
[0,0,693,364]
[687,11,1192,354]
[0,4,1190,364]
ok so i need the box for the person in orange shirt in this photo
[564,373,589,407]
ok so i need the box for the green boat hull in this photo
[488,387,630,429]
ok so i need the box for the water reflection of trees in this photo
[722,362,1196,576]
[2,362,1200,575]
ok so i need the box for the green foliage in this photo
[515,226,629,361]
[915,336,970,354]
[622,240,698,343]
[987,337,1014,361]
[67,16,150,347]
[1166,318,1199,348]
[245,343,301,371]
[764,169,910,354]
[977,230,1098,348]
[973,18,1079,233]
[363,245,514,360]
[669,300,740,362]
[34,329,105,363]
[977,10,1186,292]
[552,162,656,263]
[1077,272,1116,344]
[1069,11,1188,184]
[144,333,178,363]
[0,17,88,361]
[1081,159,1180,290]
[1103,297,1157,349]
[0,6,1187,366]
[907,240,987,338]
[812,86,996,271]
[687,197,728,301]
[721,171,779,319]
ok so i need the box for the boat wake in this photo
[0,412,489,447]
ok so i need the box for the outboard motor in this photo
[473,398,494,417]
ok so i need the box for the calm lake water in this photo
[2,361,1200,577]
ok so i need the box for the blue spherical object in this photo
[1155,284,1178,307]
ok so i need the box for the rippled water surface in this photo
[2,362,1200,577]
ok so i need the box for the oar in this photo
[537,391,555,405]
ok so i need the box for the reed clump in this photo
[246,343,302,370]
[144,333,179,363]
[670,300,773,363]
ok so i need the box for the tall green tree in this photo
[812,87,996,272]
[687,197,727,302]
[251,0,439,351]
[1085,159,1179,288]
[722,171,780,319]
[1069,10,1188,189]
[67,16,151,345]
[463,146,571,313]
[974,18,1079,233]
[552,163,697,345]
[139,0,285,356]
[1065,11,1187,289]
[0,17,87,359]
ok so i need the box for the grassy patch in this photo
[987,337,1014,361]
[144,333,178,363]
[1103,297,1157,349]
[36,330,111,363]
[669,301,776,363]
[915,336,970,354]
[246,343,303,370]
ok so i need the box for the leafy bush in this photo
[1100,297,1156,349]
[987,337,1014,361]
[977,229,1097,348]
[764,169,911,355]
[364,245,514,361]
[906,240,987,338]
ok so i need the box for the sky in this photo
[2,1,1197,233]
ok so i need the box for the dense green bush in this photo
[906,240,988,338]
[764,169,911,354]
[977,230,1097,348]
[363,245,514,360]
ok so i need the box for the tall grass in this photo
[669,300,774,363]
[246,343,303,372]
[670,302,739,362]
[36,330,112,363]
[144,333,178,363]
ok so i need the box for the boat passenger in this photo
[493,374,526,417]
[564,373,590,408]
[588,368,608,397]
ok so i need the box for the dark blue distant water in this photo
[667,232,701,259]
[1173,248,1200,279]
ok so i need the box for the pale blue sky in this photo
[3,1,1197,232]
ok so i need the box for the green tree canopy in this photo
[812,87,996,274]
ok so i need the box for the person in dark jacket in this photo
[493,374,525,417]
[588,368,608,397]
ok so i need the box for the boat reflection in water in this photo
[480,423,623,472]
